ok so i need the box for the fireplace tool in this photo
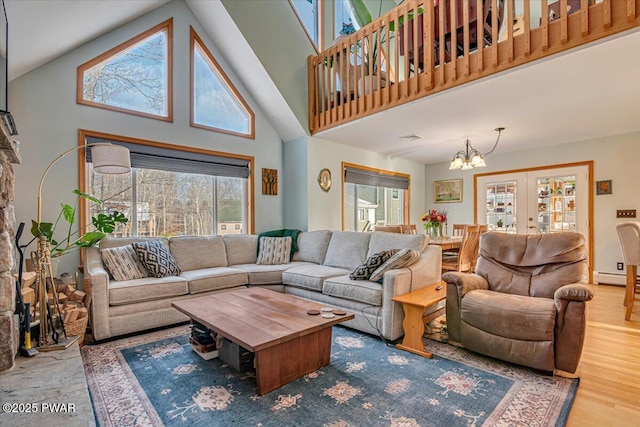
[14,222,38,356]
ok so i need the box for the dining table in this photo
[429,236,463,252]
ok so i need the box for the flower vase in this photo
[426,223,441,239]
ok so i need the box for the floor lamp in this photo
[34,143,130,348]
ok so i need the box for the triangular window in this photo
[77,19,173,121]
[191,28,254,138]
[290,0,320,50]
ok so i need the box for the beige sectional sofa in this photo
[85,230,442,341]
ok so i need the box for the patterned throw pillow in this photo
[100,245,149,281]
[349,250,399,280]
[369,248,422,282]
[132,240,181,278]
[257,236,292,265]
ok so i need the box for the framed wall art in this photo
[434,179,463,203]
[262,168,278,195]
[595,180,612,195]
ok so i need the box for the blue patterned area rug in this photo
[82,325,577,426]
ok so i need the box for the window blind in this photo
[344,166,409,190]
[85,137,250,179]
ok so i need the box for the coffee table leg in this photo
[396,303,433,358]
[255,327,333,395]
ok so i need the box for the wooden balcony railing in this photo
[308,0,639,134]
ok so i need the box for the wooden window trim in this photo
[289,0,322,53]
[341,161,411,231]
[190,27,255,139]
[77,129,255,250]
[76,18,174,122]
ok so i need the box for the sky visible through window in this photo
[291,0,319,47]
[82,31,168,116]
[193,43,250,135]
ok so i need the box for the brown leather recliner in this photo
[443,231,594,373]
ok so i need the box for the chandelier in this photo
[449,127,504,170]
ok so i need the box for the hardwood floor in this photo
[567,284,640,427]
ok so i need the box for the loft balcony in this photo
[308,0,639,134]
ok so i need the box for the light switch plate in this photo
[617,210,637,218]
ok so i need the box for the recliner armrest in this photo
[442,272,489,298]
[554,283,594,305]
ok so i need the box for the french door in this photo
[475,163,591,246]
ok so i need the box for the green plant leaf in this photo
[73,189,103,205]
[61,203,75,225]
[76,231,107,247]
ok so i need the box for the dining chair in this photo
[451,224,466,237]
[400,224,417,234]
[442,224,480,273]
[471,224,489,272]
[616,222,640,320]
[375,225,402,233]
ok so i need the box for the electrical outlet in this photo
[617,262,624,271]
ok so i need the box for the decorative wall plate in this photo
[318,168,332,192]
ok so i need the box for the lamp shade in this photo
[91,144,131,174]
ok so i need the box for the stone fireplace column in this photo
[0,125,21,372]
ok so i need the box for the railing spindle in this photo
[439,0,446,83]
[523,0,531,56]
[581,0,589,36]
[603,0,612,29]
[541,0,549,51]
[307,56,315,132]
[507,0,514,60]
[628,0,636,23]
[491,0,498,66]
[451,0,458,79]
[463,0,470,77]
[424,0,434,88]
[476,0,484,72]
[561,0,568,43]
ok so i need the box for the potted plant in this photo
[31,189,128,260]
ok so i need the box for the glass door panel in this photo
[485,180,518,233]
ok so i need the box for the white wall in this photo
[424,132,640,277]
[306,136,427,231]
[10,0,285,274]
[283,136,309,229]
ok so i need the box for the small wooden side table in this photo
[392,281,446,358]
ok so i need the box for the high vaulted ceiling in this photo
[2,0,639,165]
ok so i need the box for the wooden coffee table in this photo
[392,281,446,358]
[172,287,354,395]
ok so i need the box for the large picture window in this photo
[80,131,253,238]
[77,19,173,121]
[342,163,410,232]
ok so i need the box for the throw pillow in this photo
[131,240,181,278]
[369,248,422,282]
[257,236,292,265]
[100,245,149,281]
[349,249,399,280]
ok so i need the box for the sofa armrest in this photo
[442,272,489,344]
[381,245,442,299]
[85,246,111,341]
[442,272,489,299]
[554,283,594,304]
[553,283,594,373]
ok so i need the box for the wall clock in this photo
[318,168,332,192]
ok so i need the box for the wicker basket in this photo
[64,316,88,345]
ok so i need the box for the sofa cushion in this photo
[367,231,427,258]
[369,249,421,282]
[323,231,372,270]
[100,245,149,281]
[349,250,398,280]
[257,236,292,265]
[234,261,313,285]
[461,289,556,341]
[223,235,259,265]
[322,276,383,306]
[292,230,332,264]
[109,276,188,306]
[169,236,227,271]
[100,236,170,250]
[132,240,181,278]
[283,265,350,292]
[179,267,248,294]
